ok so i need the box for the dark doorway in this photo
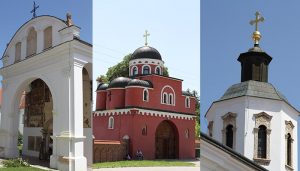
[155,120,178,159]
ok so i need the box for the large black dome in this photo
[131,46,162,60]
[127,79,153,88]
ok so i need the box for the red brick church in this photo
[93,43,196,162]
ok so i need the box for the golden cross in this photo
[250,11,264,31]
[143,30,150,46]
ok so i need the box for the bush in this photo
[2,158,30,167]
[18,131,23,146]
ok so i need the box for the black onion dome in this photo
[131,46,162,60]
[97,83,109,91]
[127,79,153,88]
[108,77,132,88]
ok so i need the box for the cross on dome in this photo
[30,1,39,18]
[143,30,150,46]
[249,11,264,45]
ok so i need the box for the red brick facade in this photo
[93,45,196,161]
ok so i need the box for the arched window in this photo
[225,124,233,148]
[258,125,267,158]
[185,129,189,139]
[185,97,190,108]
[142,125,147,136]
[108,116,114,129]
[143,65,150,75]
[15,42,21,63]
[287,133,292,166]
[169,93,173,105]
[132,66,138,76]
[155,67,161,75]
[26,27,37,56]
[163,93,168,104]
[143,89,149,101]
[44,26,52,50]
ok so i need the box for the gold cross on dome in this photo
[143,30,150,46]
[250,11,264,32]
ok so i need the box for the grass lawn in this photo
[0,167,44,171]
[93,160,195,168]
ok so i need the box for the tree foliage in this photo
[186,89,200,138]
[96,53,169,83]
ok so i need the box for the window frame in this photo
[108,116,114,129]
[142,65,151,75]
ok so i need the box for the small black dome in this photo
[182,91,193,96]
[131,46,162,60]
[108,77,132,88]
[127,79,153,88]
[97,83,109,91]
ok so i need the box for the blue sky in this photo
[201,0,300,166]
[93,0,200,109]
[0,0,92,60]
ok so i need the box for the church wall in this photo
[136,75,195,114]
[106,89,125,109]
[22,127,42,157]
[93,114,133,141]
[3,16,67,67]
[125,87,150,107]
[207,97,246,154]
[96,91,106,110]
[93,111,195,159]
[241,97,299,171]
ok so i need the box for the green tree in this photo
[186,89,200,138]
[97,53,169,82]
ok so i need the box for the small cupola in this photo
[129,30,164,77]
[238,11,272,82]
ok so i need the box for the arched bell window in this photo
[257,125,267,158]
[169,93,173,105]
[155,66,161,75]
[26,27,37,56]
[225,124,233,148]
[142,65,150,75]
[132,66,138,76]
[44,26,52,50]
[143,89,149,102]
[15,42,21,63]
[108,116,114,129]
[287,133,292,166]
[185,97,190,108]
[163,93,168,104]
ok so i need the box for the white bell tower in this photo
[205,11,298,171]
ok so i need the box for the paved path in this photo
[93,166,200,171]
[93,160,200,171]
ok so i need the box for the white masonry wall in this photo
[206,96,298,171]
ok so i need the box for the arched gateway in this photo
[0,15,92,171]
[155,120,179,159]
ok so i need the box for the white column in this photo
[0,80,19,158]
[21,36,27,59]
[70,60,87,171]
[36,28,44,53]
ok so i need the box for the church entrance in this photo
[155,120,179,159]
[17,79,53,166]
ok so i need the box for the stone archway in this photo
[16,79,54,163]
[155,120,179,159]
